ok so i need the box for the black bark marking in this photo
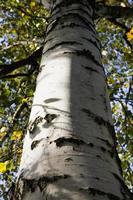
[82,108,123,174]
[63,49,102,68]
[96,137,112,148]
[44,37,54,46]
[45,29,98,49]
[95,177,100,180]
[113,173,133,200]
[54,22,94,32]
[82,108,115,138]
[52,137,86,147]
[100,147,114,158]
[65,157,73,162]
[28,116,43,134]
[82,65,100,73]
[47,13,95,35]
[31,139,43,150]
[28,114,58,134]
[52,0,93,15]
[74,49,101,67]
[13,174,70,199]
[89,142,94,147]
[108,150,114,158]
[101,146,106,152]
[81,36,101,50]
[43,41,82,54]
[82,108,108,126]
[79,187,123,200]
[100,94,109,112]
[96,155,102,159]
[38,64,45,72]
[44,113,58,123]
[50,136,94,148]
[51,8,93,25]
[44,98,61,104]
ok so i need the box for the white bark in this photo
[15,0,131,200]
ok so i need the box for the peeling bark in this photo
[14,0,131,200]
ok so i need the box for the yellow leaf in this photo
[126,28,133,41]
[0,162,6,173]
[11,131,23,140]
[22,98,28,103]
[21,12,25,17]
[30,1,36,8]
[12,29,16,34]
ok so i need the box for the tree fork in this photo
[13,0,132,200]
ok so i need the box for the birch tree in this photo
[0,0,133,200]
[10,0,132,199]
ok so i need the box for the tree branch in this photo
[12,101,28,125]
[108,18,129,31]
[96,5,133,19]
[0,47,43,77]
[125,77,133,105]
[108,18,132,49]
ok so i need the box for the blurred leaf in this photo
[0,162,7,173]
[11,130,23,140]
[126,28,133,41]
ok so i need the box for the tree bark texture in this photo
[15,0,131,199]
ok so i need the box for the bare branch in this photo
[0,47,43,77]
[108,18,132,50]
[96,5,133,19]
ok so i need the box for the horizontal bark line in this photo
[44,29,100,53]
[46,13,96,35]
[82,65,101,74]
[47,12,94,28]
[52,0,93,15]
[81,36,101,50]
[15,174,127,200]
[82,108,122,174]
[112,173,133,200]
[96,137,113,148]
[82,108,113,132]
[47,23,96,41]
[29,130,114,161]
[49,137,116,162]
[81,108,116,148]
[44,37,101,54]
[49,134,113,150]
[50,8,93,25]
[43,41,82,53]
[14,174,71,199]
[79,187,124,200]
[43,47,102,68]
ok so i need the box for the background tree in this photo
[0,0,132,199]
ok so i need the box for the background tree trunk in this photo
[14,0,131,199]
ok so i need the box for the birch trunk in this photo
[14,0,131,199]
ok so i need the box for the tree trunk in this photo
[14,0,131,199]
